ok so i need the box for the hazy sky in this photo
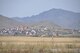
[0,0,80,17]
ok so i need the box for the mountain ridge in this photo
[0,15,25,29]
[13,8,80,29]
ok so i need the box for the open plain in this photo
[0,36,80,53]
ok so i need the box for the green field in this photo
[0,36,80,53]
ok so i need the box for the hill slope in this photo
[13,8,80,29]
[0,15,23,29]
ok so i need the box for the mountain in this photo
[13,8,80,29]
[0,15,24,29]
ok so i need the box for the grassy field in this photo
[0,36,80,53]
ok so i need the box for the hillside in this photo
[13,8,80,29]
[0,15,23,29]
[30,21,61,30]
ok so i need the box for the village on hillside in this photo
[0,25,80,37]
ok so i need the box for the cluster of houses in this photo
[0,26,80,37]
[0,26,36,36]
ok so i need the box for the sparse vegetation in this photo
[0,36,80,53]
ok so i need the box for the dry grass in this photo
[0,36,80,53]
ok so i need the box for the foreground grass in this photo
[0,36,80,53]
